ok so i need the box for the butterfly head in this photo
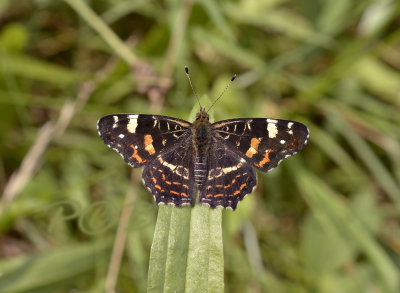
[195,107,209,122]
[193,107,211,146]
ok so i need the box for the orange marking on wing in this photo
[216,184,223,188]
[130,144,145,163]
[152,177,157,184]
[180,192,189,197]
[144,134,155,155]
[107,131,116,140]
[162,174,166,180]
[165,181,172,185]
[206,193,224,198]
[170,190,179,195]
[245,137,260,158]
[229,182,249,196]
[172,182,181,185]
[255,149,272,168]
[182,184,189,189]
[155,185,162,190]
[290,139,299,147]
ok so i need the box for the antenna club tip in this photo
[184,66,189,74]
[231,74,237,81]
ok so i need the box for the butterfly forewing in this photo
[212,118,309,172]
[97,114,191,167]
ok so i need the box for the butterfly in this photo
[97,69,309,210]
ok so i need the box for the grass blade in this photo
[294,165,400,292]
[147,205,172,292]
[185,205,223,293]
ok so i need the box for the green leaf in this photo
[185,205,223,293]
[65,0,137,65]
[324,104,400,204]
[294,166,400,292]
[0,241,110,293]
[0,53,89,85]
[0,23,29,53]
[163,206,191,292]
[301,213,356,277]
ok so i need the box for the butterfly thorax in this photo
[192,108,211,185]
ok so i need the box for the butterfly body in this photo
[97,108,309,209]
[192,108,212,186]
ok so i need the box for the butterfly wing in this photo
[97,114,191,167]
[212,118,309,172]
[142,143,196,206]
[199,142,256,209]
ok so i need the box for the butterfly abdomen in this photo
[194,160,207,186]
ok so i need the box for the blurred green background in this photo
[1,0,400,292]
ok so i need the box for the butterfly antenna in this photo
[206,74,237,113]
[185,66,201,108]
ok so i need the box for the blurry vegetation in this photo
[0,0,400,292]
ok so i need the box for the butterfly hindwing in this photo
[97,114,191,167]
[212,118,309,172]
[199,142,256,209]
[142,143,196,206]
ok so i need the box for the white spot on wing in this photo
[288,122,293,129]
[222,165,239,173]
[280,139,285,144]
[267,119,278,123]
[161,160,189,179]
[208,168,223,179]
[112,116,119,128]
[246,120,252,130]
[119,134,125,139]
[267,123,278,138]
[127,115,139,133]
